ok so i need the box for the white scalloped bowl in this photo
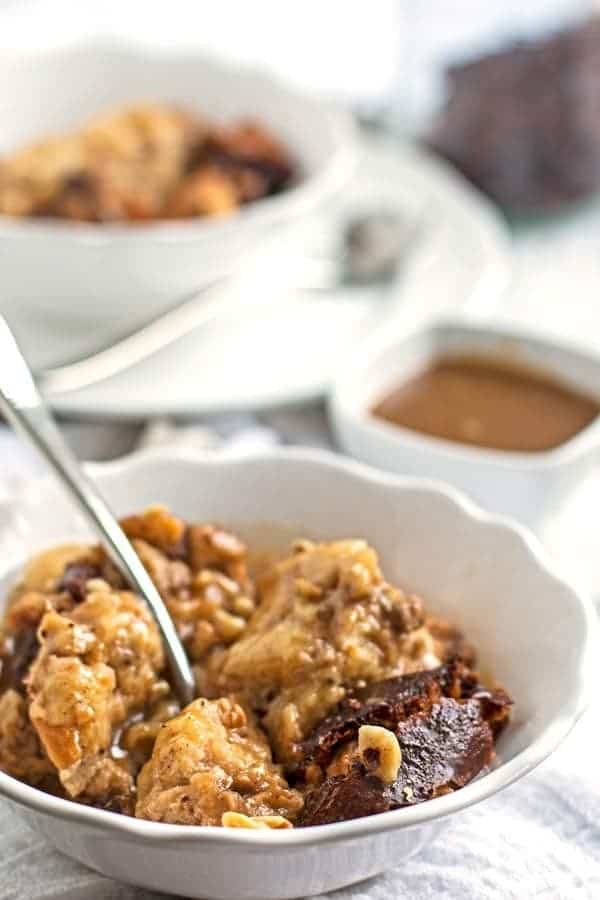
[0,449,594,900]
[0,41,356,368]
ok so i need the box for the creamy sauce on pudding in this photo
[372,355,600,452]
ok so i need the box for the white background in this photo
[0,0,593,115]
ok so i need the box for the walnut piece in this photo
[221,812,293,830]
[358,725,402,785]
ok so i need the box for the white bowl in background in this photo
[0,40,356,369]
[0,448,594,899]
[330,321,600,529]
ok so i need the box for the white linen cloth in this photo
[0,418,598,900]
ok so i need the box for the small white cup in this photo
[330,320,600,530]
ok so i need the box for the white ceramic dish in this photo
[0,39,356,370]
[46,135,511,418]
[330,320,600,530]
[0,449,594,899]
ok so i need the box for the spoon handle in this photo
[0,316,195,706]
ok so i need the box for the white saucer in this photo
[49,135,511,419]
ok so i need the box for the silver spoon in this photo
[39,209,419,396]
[0,315,196,706]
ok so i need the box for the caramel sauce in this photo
[372,355,599,452]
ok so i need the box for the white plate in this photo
[49,136,511,419]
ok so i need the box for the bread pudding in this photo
[0,104,295,222]
[0,507,511,828]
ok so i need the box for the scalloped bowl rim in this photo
[0,39,358,246]
[0,447,595,849]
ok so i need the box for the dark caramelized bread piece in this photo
[301,764,391,825]
[298,659,509,774]
[299,661,511,826]
[392,696,494,804]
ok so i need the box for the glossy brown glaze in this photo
[372,355,600,452]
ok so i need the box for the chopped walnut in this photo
[186,524,250,585]
[120,505,186,555]
[221,812,293,829]
[358,725,402,784]
[131,539,191,601]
